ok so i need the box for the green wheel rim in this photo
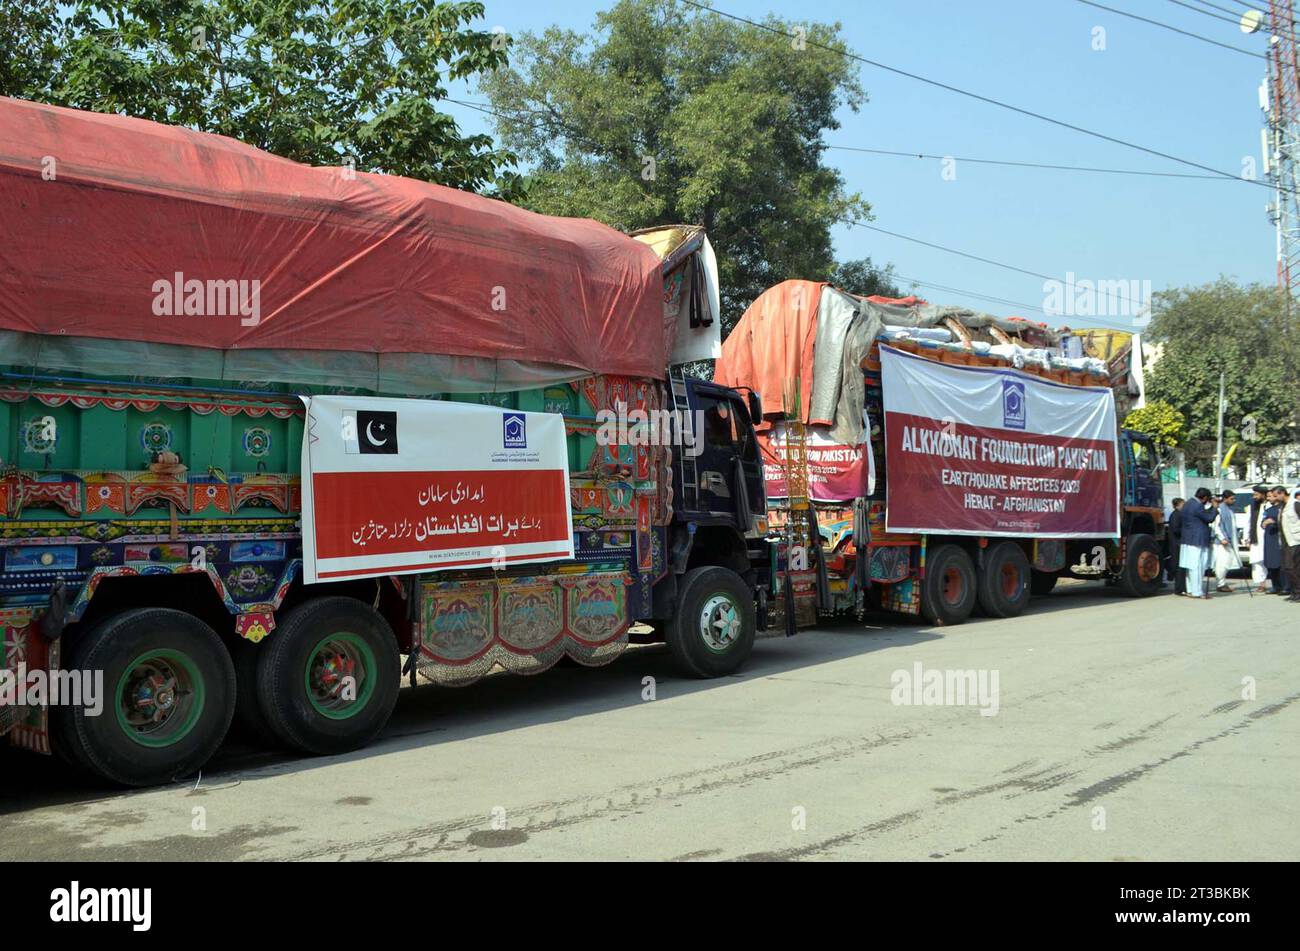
[698,591,743,654]
[305,632,376,720]
[115,649,206,749]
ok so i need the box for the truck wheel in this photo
[231,638,276,745]
[1117,534,1163,598]
[64,608,235,787]
[1030,571,1059,596]
[666,566,756,678]
[977,541,1031,618]
[254,597,400,755]
[920,544,976,626]
[49,690,92,773]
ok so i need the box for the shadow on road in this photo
[0,579,1168,811]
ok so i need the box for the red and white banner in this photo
[759,422,874,503]
[301,396,574,583]
[879,344,1119,538]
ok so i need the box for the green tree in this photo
[1144,278,1299,469]
[481,0,871,329]
[1123,400,1186,447]
[0,1,62,98]
[3,1,517,192]
[828,257,904,299]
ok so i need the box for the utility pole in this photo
[1215,371,1226,491]
[1253,3,1300,319]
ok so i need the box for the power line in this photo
[834,217,1053,283]
[448,100,1069,286]
[1072,0,1265,58]
[1176,0,1299,39]
[1218,0,1268,12]
[443,96,1145,312]
[888,274,1156,331]
[826,143,1232,179]
[1168,0,1255,27]
[458,95,1240,184]
[678,0,1285,194]
[835,217,1144,317]
[834,218,1147,317]
[890,274,1048,314]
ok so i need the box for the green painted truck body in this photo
[1,360,769,783]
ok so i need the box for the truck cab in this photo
[1120,428,1165,512]
[644,375,774,675]
[672,379,766,531]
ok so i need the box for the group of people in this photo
[1167,484,1300,600]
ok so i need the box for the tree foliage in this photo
[828,257,903,299]
[1123,400,1186,448]
[1,0,517,192]
[481,0,872,328]
[1144,278,1299,466]
[0,2,62,100]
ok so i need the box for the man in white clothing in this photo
[1246,484,1270,587]
[1212,490,1238,592]
[1282,487,1300,602]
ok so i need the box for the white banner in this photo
[879,345,1120,538]
[301,396,574,583]
[759,419,875,503]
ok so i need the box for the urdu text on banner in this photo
[301,396,575,583]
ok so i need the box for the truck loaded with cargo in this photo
[716,280,1167,627]
[0,98,780,786]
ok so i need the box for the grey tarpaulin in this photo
[809,286,861,428]
[826,298,1059,445]
[0,330,587,394]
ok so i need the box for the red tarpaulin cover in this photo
[0,97,669,378]
[715,279,824,430]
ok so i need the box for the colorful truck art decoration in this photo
[2,94,765,787]
[1,605,54,753]
[416,570,630,686]
[0,369,681,751]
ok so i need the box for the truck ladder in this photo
[670,366,699,512]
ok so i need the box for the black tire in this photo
[665,566,756,678]
[254,597,400,755]
[920,544,977,626]
[977,541,1032,618]
[1030,571,1059,596]
[63,608,235,787]
[1117,533,1163,598]
[231,638,276,745]
[48,692,92,773]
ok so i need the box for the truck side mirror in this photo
[747,390,762,423]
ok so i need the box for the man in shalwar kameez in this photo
[1211,491,1238,592]
[1179,488,1218,599]
[1247,484,1271,588]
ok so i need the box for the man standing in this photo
[1179,488,1218,599]
[1282,486,1300,603]
[1263,491,1284,595]
[1212,490,1237,593]
[1246,484,1270,588]
[1167,497,1186,595]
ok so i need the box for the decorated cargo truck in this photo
[717,280,1167,627]
[0,98,775,786]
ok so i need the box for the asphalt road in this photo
[2,580,1297,861]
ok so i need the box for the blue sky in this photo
[442,0,1276,327]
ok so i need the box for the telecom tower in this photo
[1260,2,1300,317]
